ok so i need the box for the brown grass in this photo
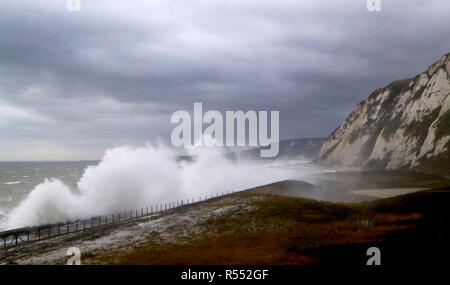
[84,190,428,265]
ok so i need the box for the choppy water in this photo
[0,150,323,231]
[0,161,98,228]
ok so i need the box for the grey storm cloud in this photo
[0,0,450,160]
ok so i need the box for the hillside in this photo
[4,171,449,266]
[317,53,450,175]
[231,137,326,161]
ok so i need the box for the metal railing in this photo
[0,191,234,251]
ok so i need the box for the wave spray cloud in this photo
[4,142,316,229]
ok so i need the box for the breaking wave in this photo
[5,143,314,229]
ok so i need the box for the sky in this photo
[0,0,450,161]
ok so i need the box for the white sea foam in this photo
[0,196,13,202]
[3,181,21,185]
[5,142,320,229]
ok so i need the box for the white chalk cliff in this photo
[318,53,450,175]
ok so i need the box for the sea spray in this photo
[6,179,83,228]
[5,143,311,229]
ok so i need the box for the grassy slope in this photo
[314,170,450,189]
[87,171,450,265]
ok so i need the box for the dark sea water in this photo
[0,156,321,230]
[0,161,98,227]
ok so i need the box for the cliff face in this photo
[232,137,326,161]
[317,53,450,175]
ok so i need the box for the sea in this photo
[0,154,324,231]
[0,161,98,229]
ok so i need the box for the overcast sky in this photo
[1,0,449,160]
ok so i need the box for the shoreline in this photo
[1,170,449,265]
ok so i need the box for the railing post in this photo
[67,221,69,233]
[48,226,51,238]
[84,219,86,230]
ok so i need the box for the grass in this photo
[415,154,450,177]
[381,114,403,140]
[94,192,429,265]
[82,171,450,265]
[434,109,450,142]
[316,170,450,189]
